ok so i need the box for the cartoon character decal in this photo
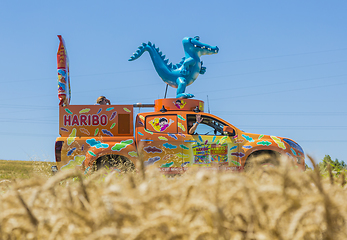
[148,116,175,132]
[174,99,186,109]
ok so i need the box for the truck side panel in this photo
[56,105,138,171]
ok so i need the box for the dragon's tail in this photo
[129,41,171,65]
[128,42,148,61]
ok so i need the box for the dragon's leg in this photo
[176,77,194,99]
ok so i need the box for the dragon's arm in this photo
[180,57,196,75]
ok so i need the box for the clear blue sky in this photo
[1,1,346,167]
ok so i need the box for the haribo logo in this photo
[64,114,108,126]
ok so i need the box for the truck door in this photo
[178,114,241,171]
[136,114,183,174]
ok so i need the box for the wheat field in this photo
[0,156,347,240]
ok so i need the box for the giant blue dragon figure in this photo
[129,36,219,98]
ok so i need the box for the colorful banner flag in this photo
[57,35,71,106]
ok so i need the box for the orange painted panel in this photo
[154,98,204,112]
[59,105,133,137]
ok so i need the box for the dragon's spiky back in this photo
[128,42,185,71]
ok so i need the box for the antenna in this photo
[207,95,210,113]
[164,84,168,98]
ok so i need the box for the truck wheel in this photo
[93,155,135,173]
[243,151,280,172]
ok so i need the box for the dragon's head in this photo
[182,36,219,57]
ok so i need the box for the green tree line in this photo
[315,155,347,177]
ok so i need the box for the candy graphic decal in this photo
[94,128,99,136]
[178,114,186,121]
[81,144,84,151]
[60,127,68,132]
[271,136,286,150]
[220,136,228,144]
[158,136,168,141]
[139,115,145,121]
[106,107,114,111]
[163,154,174,161]
[110,111,117,121]
[230,146,237,151]
[65,108,73,114]
[231,152,245,158]
[230,160,241,166]
[168,133,178,140]
[216,140,220,145]
[86,139,109,149]
[198,135,203,142]
[128,151,138,157]
[110,123,116,129]
[80,128,90,135]
[67,147,76,156]
[234,139,244,143]
[204,140,208,145]
[242,145,252,149]
[61,155,86,170]
[182,161,190,167]
[123,108,131,112]
[88,151,96,156]
[111,139,134,151]
[67,128,77,145]
[178,122,185,131]
[149,117,174,132]
[138,132,144,136]
[257,141,271,146]
[212,136,216,143]
[174,99,186,109]
[176,153,189,158]
[199,102,204,111]
[180,144,189,150]
[79,108,90,114]
[144,156,161,167]
[144,129,153,134]
[178,132,186,138]
[258,134,264,139]
[242,134,254,142]
[144,146,162,153]
[161,162,174,168]
[163,143,177,149]
[233,135,238,139]
[138,120,144,126]
[102,129,114,137]
[97,108,102,114]
[291,148,297,156]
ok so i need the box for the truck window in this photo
[187,114,227,136]
[145,115,178,133]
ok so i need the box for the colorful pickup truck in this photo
[54,98,305,174]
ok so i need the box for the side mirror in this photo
[223,126,235,136]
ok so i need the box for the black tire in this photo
[93,155,135,173]
[243,151,281,172]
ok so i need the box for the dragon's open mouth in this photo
[189,38,219,53]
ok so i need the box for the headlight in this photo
[283,138,304,155]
